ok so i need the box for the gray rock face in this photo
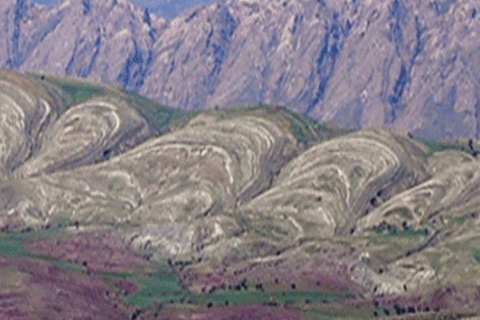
[1,0,480,139]
[2,0,167,89]
[138,0,226,19]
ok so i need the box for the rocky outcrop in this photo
[1,0,166,90]
[0,71,156,229]
[239,128,430,240]
[17,95,155,177]
[0,70,155,180]
[0,108,302,256]
[0,69,64,181]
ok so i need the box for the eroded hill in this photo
[1,70,480,319]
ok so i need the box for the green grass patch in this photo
[212,103,272,116]
[473,250,480,263]
[416,137,475,156]
[61,83,105,106]
[98,270,137,280]
[48,258,87,273]
[0,233,29,256]
[198,288,353,308]
[120,89,198,134]
[40,75,197,135]
[0,227,76,267]
[123,273,355,309]
[452,215,470,225]
[207,288,339,305]
[124,272,186,307]
[372,221,429,238]
[42,77,107,107]
[280,106,352,146]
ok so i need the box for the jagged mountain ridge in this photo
[1,0,480,140]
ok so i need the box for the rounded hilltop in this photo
[1,69,480,319]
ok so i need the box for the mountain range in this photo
[1,0,479,140]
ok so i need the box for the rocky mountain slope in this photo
[1,0,480,140]
[137,0,227,18]
[2,69,480,319]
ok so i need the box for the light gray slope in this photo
[0,70,156,179]
[0,106,302,258]
[17,95,155,178]
[238,128,430,241]
[349,159,480,295]
[0,69,65,181]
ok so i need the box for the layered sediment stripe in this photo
[239,128,429,240]
[0,108,301,258]
[18,96,154,177]
[357,161,480,232]
[0,73,61,180]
